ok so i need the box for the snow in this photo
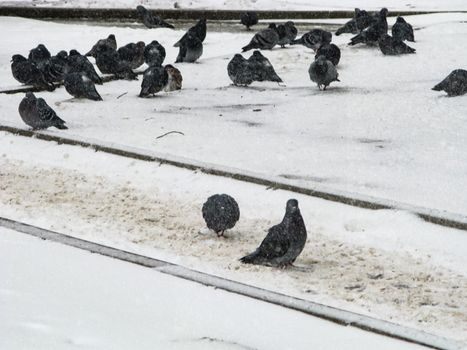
[2,0,467,11]
[0,228,430,350]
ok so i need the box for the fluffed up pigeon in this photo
[118,41,146,69]
[10,54,55,91]
[392,16,415,42]
[248,50,283,83]
[202,194,240,237]
[174,18,207,47]
[349,8,388,46]
[309,55,340,90]
[67,49,103,85]
[139,65,169,97]
[277,21,298,47]
[175,32,203,63]
[136,5,174,29]
[432,69,467,97]
[227,54,254,86]
[242,23,280,52]
[40,50,68,83]
[240,199,307,267]
[378,34,416,55]
[240,11,259,30]
[315,43,341,66]
[144,40,166,67]
[95,45,137,80]
[86,34,117,57]
[291,29,332,51]
[19,92,67,130]
[164,65,183,91]
[28,44,51,69]
[64,72,102,101]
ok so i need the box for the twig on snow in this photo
[155,130,185,139]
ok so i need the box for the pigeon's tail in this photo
[335,27,345,36]
[241,44,255,52]
[85,50,94,57]
[239,250,262,264]
[54,122,68,130]
[162,21,175,29]
[290,38,302,45]
[270,74,283,83]
[173,40,181,48]
[432,82,445,91]
[348,33,364,46]
[89,89,103,101]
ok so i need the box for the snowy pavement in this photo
[1,228,435,350]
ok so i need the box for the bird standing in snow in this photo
[202,194,240,237]
[432,69,467,97]
[309,55,340,90]
[335,8,375,35]
[240,199,307,267]
[378,34,416,55]
[315,43,341,66]
[291,29,332,51]
[139,65,169,97]
[277,21,298,47]
[67,50,103,85]
[175,32,203,63]
[227,54,254,86]
[248,50,283,83]
[18,92,67,130]
[242,24,280,52]
[392,17,415,42]
[118,41,146,70]
[86,34,117,57]
[144,40,166,67]
[136,5,174,29]
[10,54,55,91]
[174,18,207,47]
[95,45,137,80]
[349,8,388,46]
[164,65,183,91]
[240,11,259,31]
[64,72,102,101]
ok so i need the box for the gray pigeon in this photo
[18,92,67,130]
[28,44,51,69]
[432,69,467,97]
[10,54,55,91]
[392,17,415,42]
[315,43,341,66]
[309,55,340,90]
[95,45,137,80]
[242,23,280,52]
[67,49,103,85]
[378,34,416,55]
[174,19,207,47]
[64,72,102,101]
[136,5,174,29]
[40,50,68,83]
[144,40,166,67]
[240,199,307,267]
[240,11,258,31]
[277,21,298,47]
[139,65,169,97]
[248,50,283,83]
[118,41,146,69]
[336,8,375,35]
[202,194,240,237]
[175,32,203,63]
[86,34,117,57]
[349,8,388,46]
[291,29,332,51]
[227,54,254,86]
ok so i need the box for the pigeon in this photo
[240,199,307,267]
[277,21,298,47]
[86,34,117,57]
[378,34,416,55]
[335,17,358,36]
[10,54,55,91]
[248,50,283,83]
[309,55,340,90]
[19,92,67,130]
[118,41,146,69]
[41,50,69,83]
[202,194,240,237]
[28,44,51,69]
[242,23,280,52]
[174,18,207,47]
[291,29,332,51]
[315,43,341,66]
[67,50,103,85]
[64,72,102,101]
[240,11,259,30]
[144,40,166,67]
[136,5,174,29]
[227,54,254,86]
[349,8,388,46]
[164,64,183,91]
[95,45,137,80]
[432,69,467,97]
[392,16,415,42]
[139,65,169,97]
[335,8,375,35]
[175,32,203,63]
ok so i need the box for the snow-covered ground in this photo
[2,0,467,11]
[1,133,466,344]
[1,228,433,350]
[1,14,467,215]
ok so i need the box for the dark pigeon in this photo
[240,199,307,267]
[41,50,69,83]
[118,41,146,69]
[392,16,415,42]
[378,34,416,55]
[336,8,375,35]
[174,18,207,47]
[136,5,174,29]
[95,45,137,80]
[164,64,183,91]
[144,40,166,67]
[335,17,358,36]
[64,72,102,101]
[242,23,280,52]
[432,69,467,97]
[175,32,203,63]
[309,55,339,90]
[315,43,341,66]
[291,29,332,51]
[277,21,298,47]
[202,194,240,237]
[67,50,103,85]
[227,54,254,86]
[248,50,282,83]
[349,8,388,46]
[139,65,169,97]
[19,92,67,130]
[10,54,55,91]
[28,44,51,69]
[86,34,117,57]
[240,11,259,30]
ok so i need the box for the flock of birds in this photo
[9,5,467,131]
